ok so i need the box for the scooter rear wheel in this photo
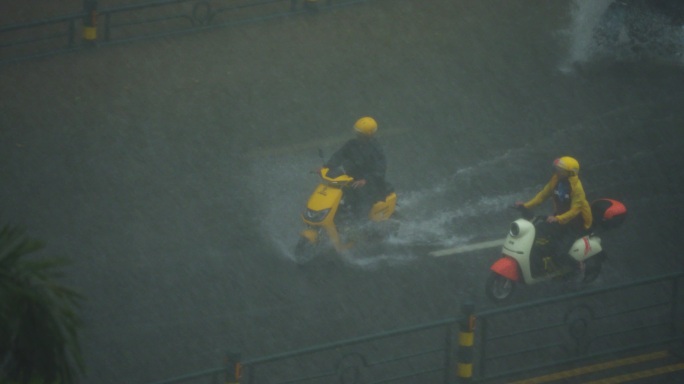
[294,237,318,264]
[486,272,516,303]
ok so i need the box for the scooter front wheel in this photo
[486,272,516,303]
[294,236,318,264]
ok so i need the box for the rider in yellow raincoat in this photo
[517,156,593,269]
[522,156,592,231]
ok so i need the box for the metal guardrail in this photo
[474,271,684,382]
[241,319,457,384]
[150,318,458,384]
[0,11,85,63]
[0,0,373,65]
[146,272,683,384]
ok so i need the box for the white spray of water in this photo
[334,189,518,270]
[250,147,535,269]
[250,154,318,260]
[561,0,684,70]
[565,0,615,66]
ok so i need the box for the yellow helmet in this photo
[553,156,580,175]
[353,116,378,136]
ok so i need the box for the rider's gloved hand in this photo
[352,179,367,189]
[546,216,559,223]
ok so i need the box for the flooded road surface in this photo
[1,0,683,382]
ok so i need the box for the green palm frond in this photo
[0,224,84,384]
[0,226,45,268]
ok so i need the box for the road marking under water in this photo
[429,239,504,257]
[584,362,684,384]
[509,350,671,384]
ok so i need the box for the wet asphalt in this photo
[1,0,684,382]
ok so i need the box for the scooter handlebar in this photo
[511,204,534,220]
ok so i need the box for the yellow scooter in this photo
[294,167,398,263]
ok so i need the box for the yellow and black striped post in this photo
[82,0,98,43]
[225,352,242,384]
[457,302,475,382]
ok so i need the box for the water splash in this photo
[565,0,615,66]
[249,154,318,262]
[561,0,684,70]
[251,146,540,269]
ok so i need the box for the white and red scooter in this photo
[486,198,627,303]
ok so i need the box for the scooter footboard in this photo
[370,192,397,221]
[491,256,521,281]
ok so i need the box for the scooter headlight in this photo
[303,208,330,223]
[509,222,520,237]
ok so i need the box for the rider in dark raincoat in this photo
[325,116,387,221]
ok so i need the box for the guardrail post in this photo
[456,302,475,383]
[82,0,98,43]
[225,351,242,384]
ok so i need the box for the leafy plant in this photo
[0,225,84,383]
